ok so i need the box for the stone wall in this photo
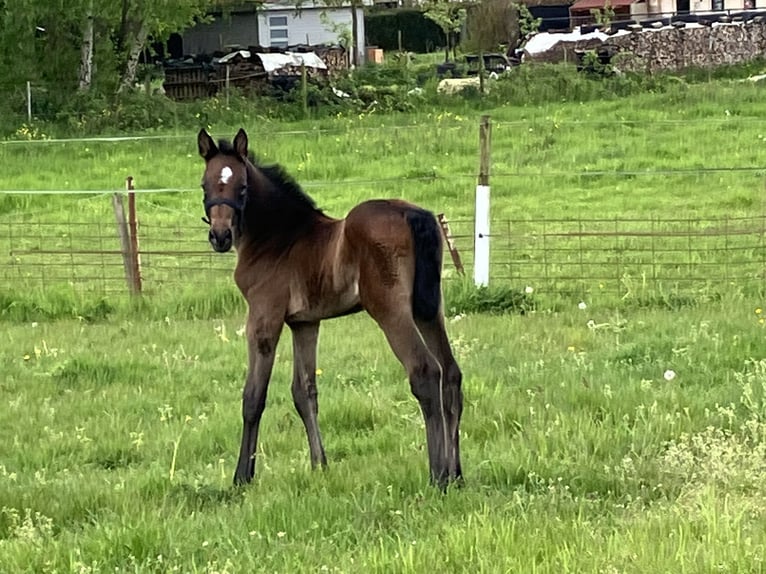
[524,20,766,73]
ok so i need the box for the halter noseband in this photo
[201,193,247,225]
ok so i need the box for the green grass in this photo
[3,77,766,220]
[3,70,766,571]
[4,77,766,300]
[2,298,766,572]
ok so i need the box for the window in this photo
[268,15,289,48]
[712,0,724,9]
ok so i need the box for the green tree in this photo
[0,0,239,98]
[423,0,469,62]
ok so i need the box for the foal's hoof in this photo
[432,472,464,492]
[233,472,253,487]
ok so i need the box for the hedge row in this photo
[364,9,445,53]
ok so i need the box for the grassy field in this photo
[3,74,766,300]
[3,299,766,572]
[2,71,766,572]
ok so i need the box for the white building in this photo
[182,1,370,65]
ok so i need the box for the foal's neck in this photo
[239,160,321,251]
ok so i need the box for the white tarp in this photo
[256,51,328,73]
[523,29,630,55]
[218,50,251,63]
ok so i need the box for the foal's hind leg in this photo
[415,313,463,482]
[367,309,450,486]
[289,321,327,469]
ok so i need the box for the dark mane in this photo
[217,138,323,246]
[258,163,320,214]
[218,138,319,212]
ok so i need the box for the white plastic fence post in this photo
[474,185,490,286]
[474,115,491,286]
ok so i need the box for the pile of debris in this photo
[163,45,348,101]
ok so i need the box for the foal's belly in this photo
[285,279,361,323]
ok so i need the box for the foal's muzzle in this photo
[202,194,245,253]
[209,228,233,252]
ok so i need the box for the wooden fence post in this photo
[26,81,32,123]
[126,176,142,294]
[225,64,231,108]
[112,193,135,294]
[301,63,308,119]
[474,115,491,286]
[437,213,464,276]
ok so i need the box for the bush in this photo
[365,8,444,53]
[444,280,535,315]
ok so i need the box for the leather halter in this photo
[201,191,247,225]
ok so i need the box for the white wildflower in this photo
[663,369,676,381]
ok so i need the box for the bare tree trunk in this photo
[78,0,94,91]
[351,3,359,67]
[116,0,130,54]
[118,20,147,93]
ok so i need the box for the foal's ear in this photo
[197,129,218,161]
[233,128,249,159]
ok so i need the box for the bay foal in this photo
[197,128,463,488]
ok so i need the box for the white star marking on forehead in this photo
[219,166,233,184]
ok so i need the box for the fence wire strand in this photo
[4,212,765,298]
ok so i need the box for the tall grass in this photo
[2,297,766,571]
[3,68,766,570]
[4,73,766,305]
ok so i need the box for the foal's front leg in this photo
[233,317,283,486]
[290,321,327,469]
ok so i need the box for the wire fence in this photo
[445,215,766,297]
[3,118,766,301]
[3,217,234,295]
[4,208,765,299]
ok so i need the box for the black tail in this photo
[406,208,443,322]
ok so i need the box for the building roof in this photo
[262,0,373,8]
[569,0,641,11]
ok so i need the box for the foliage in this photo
[578,50,615,77]
[364,8,445,53]
[0,1,238,111]
[463,0,520,54]
[422,0,469,61]
[319,10,352,49]
[590,0,616,28]
[444,280,535,315]
[515,2,542,37]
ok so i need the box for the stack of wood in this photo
[605,19,766,72]
[216,50,268,92]
[522,16,766,74]
[313,46,349,75]
[163,45,348,101]
[163,64,217,100]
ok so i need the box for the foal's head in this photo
[197,128,251,253]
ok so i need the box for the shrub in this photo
[444,280,535,315]
[365,8,444,53]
